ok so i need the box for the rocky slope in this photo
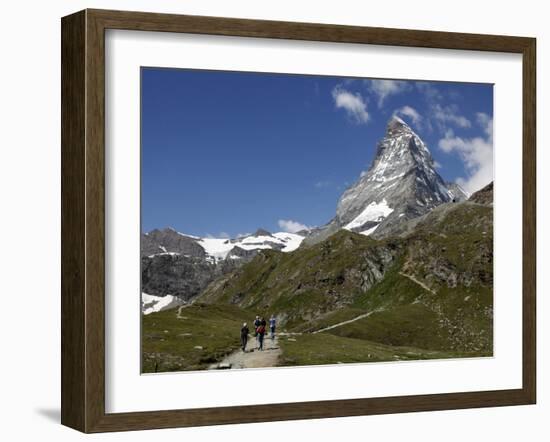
[469,181,494,205]
[199,230,400,327]
[142,228,206,258]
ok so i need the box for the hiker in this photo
[256,319,266,351]
[253,315,261,349]
[269,315,276,341]
[240,322,249,352]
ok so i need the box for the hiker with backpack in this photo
[256,317,267,351]
[269,314,276,341]
[240,322,249,352]
[253,315,261,349]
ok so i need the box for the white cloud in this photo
[393,105,422,127]
[433,103,471,129]
[331,86,369,124]
[278,219,310,233]
[415,83,472,134]
[433,160,442,169]
[366,79,409,107]
[438,115,493,193]
[476,112,493,137]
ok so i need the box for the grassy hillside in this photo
[200,230,400,329]
[142,303,262,373]
[144,198,493,372]
[200,199,492,350]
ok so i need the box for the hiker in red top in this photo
[256,317,267,351]
[253,315,261,349]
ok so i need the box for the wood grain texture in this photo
[61,10,86,431]
[85,9,107,432]
[522,38,536,404]
[60,8,537,433]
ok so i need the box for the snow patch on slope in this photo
[142,293,184,315]
[272,232,304,252]
[198,238,234,260]
[344,199,394,231]
[199,232,305,259]
[147,252,181,258]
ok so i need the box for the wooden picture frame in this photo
[61,9,536,433]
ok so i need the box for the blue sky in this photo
[141,68,493,237]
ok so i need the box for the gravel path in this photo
[210,335,281,369]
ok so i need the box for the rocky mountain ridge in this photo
[141,227,305,301]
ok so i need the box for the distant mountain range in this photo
[142,227,304,261]
[141,116,485,311]
[141,228,305,302]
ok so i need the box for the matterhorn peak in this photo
[386,115,412,136]
[305,115,462,244]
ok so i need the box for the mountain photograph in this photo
[140,68,494,373]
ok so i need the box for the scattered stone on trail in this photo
[163,330,169,333]
[178,333,192,337]
[209,337,282,370]
[287,338,297,342]
[194,345,203,350]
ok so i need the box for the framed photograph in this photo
[61,9,536,433]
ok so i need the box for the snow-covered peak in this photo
[328,116,457,238]
[143,226,306,261]
[197,230,305,260]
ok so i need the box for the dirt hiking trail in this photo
[312,312,374,334]
[210,335,281,369]
[399,271,437,294]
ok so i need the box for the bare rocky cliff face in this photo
[141,228,206,258]
[306,116,468,244]
[141,254,242,300]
